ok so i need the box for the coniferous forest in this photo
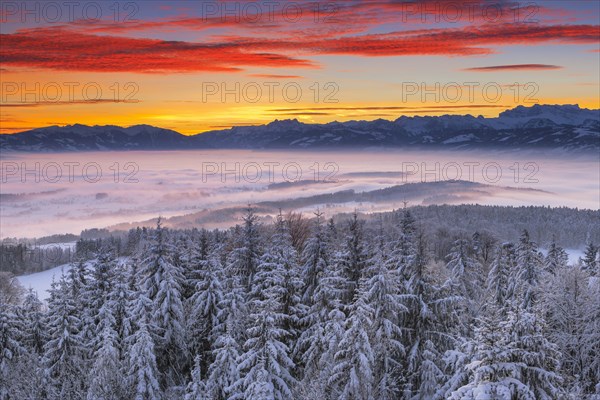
[1,208,599,400]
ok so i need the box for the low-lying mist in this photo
[1,149,598,239]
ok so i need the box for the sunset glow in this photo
[1,0,598,134]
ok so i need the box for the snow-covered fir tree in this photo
[296,241,346,398]
[364,230,405,399]
[185,355,208,400]
[227,207,262,289]
[516,230,543,309]
[86,316,125,400]
[205,313,241,400]
[44,274,87,399]
[0,302,23,400]
[544,236,568,276]
[187,246,224,366]
[127,318,161,400]
[335,211,369,306]
[542,264,597,395]
[582,241,598,275]
[329,284,375,400]
[300,210,331,305]
[487,242,516,307]
[397,229,461,399]
[443,302,564,400]
[233,253,296,400]
[140,219,186,387]
[20,289,46,354]
[446,238,484,313]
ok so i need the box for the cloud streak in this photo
[464,64,563,71]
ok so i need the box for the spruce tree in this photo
[0,302,23,400]
[329,285,375,400]
[445,304,564,400]
[582,242,598,275]
[206,314,241,400]
[185,355,208,400]
[86,317,125,400]
[446,238,484,311]
[516,230,543,309]
[365,232,405,399]
[487,242,516,307]
[141,219,186,386]
[127,319,161,400]
[21,289,46,354]
[544,237,568,275]
[187,248,224,366]
[399,231,460,399]
[301,210,330,305]
[233,259,295,400]
[227,207,262,289]
[336,211,369,306]
[44,274,87,399]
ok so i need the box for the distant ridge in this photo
[1,104,598,152]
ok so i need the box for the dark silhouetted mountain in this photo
[1,105,598,152]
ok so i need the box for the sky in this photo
[1,0,599,134]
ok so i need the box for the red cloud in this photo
[220,23,599,57]
[66,0,577,39]
[0,27,315,73]
[0,23,597,73]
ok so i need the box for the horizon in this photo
[2,102,598,136]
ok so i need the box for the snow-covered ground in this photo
[539,247,585,266]
[17,256,129,301]
[36,242,77,251]
[566,248,585,265]
[17,263,73,301]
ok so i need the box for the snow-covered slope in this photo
[17,263,72,301]
[16,257,129,301]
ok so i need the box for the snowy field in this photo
[17,257,128,301]
[17,263,73,300]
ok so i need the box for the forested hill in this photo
[2,204,598,277]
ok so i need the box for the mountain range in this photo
[1,104,598,152]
